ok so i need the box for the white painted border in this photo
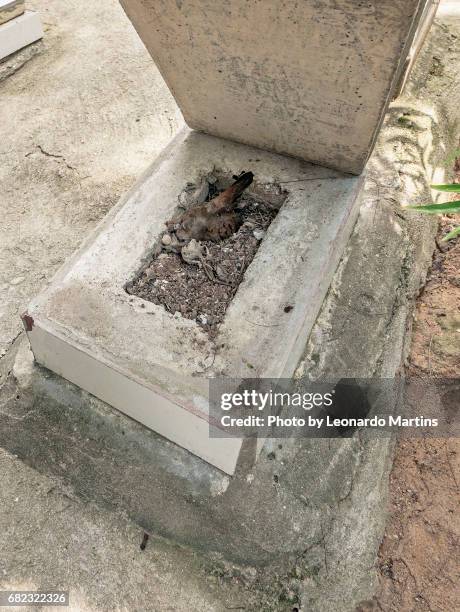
[27,321,243,474]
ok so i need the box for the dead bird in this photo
[167,171,254,242]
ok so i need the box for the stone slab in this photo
[0,10,42,60]
[119,0,426,174]
[23,128,363,474]
[0,0,24,26]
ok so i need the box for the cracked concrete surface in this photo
[0,448,249,612]
[1,1,459,611]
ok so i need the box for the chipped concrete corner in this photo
[20,312,34,332]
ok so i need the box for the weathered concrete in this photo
[23,128,362,473]
[0,448,252,612]
[3,34,455,596]
[295,19,459,612]
[1,1,459,610]
[0,36,43,82]
[120,0,427,174]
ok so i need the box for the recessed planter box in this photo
[23,129,363,474]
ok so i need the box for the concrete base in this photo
[23,128,362,474]
[0,10,42,60]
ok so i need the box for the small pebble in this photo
[253,229,265,240]
[162,233,172,246]
[197,314,208,325]
[140,532,149,551]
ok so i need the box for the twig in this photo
[395,557,418,589]
[427,333,434,376]
[444,440,459,490]
[435,236,448,252]
[29,144,78,171]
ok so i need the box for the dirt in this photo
[127,185,279,336]
[369,171,460,610]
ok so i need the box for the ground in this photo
[374,183,460,610]
[0,1,459,611]
[0,449,247,612]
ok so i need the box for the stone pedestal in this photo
[23,129,363,473]
[120,0,426,174]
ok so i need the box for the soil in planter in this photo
[127,179,283,336]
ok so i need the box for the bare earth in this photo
[375,208,460,609]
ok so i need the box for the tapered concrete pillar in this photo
[120,0,427,174]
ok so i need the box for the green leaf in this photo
[441,225,460,242]
[406,200,460,214]
[430,183,460,192]
[444,148,460,165]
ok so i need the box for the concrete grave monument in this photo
[23,0,429,473]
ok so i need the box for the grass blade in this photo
[406,201,460,214]
[441,225,460,242]
[431,183,460,192]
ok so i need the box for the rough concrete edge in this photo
[0,38,43,82]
